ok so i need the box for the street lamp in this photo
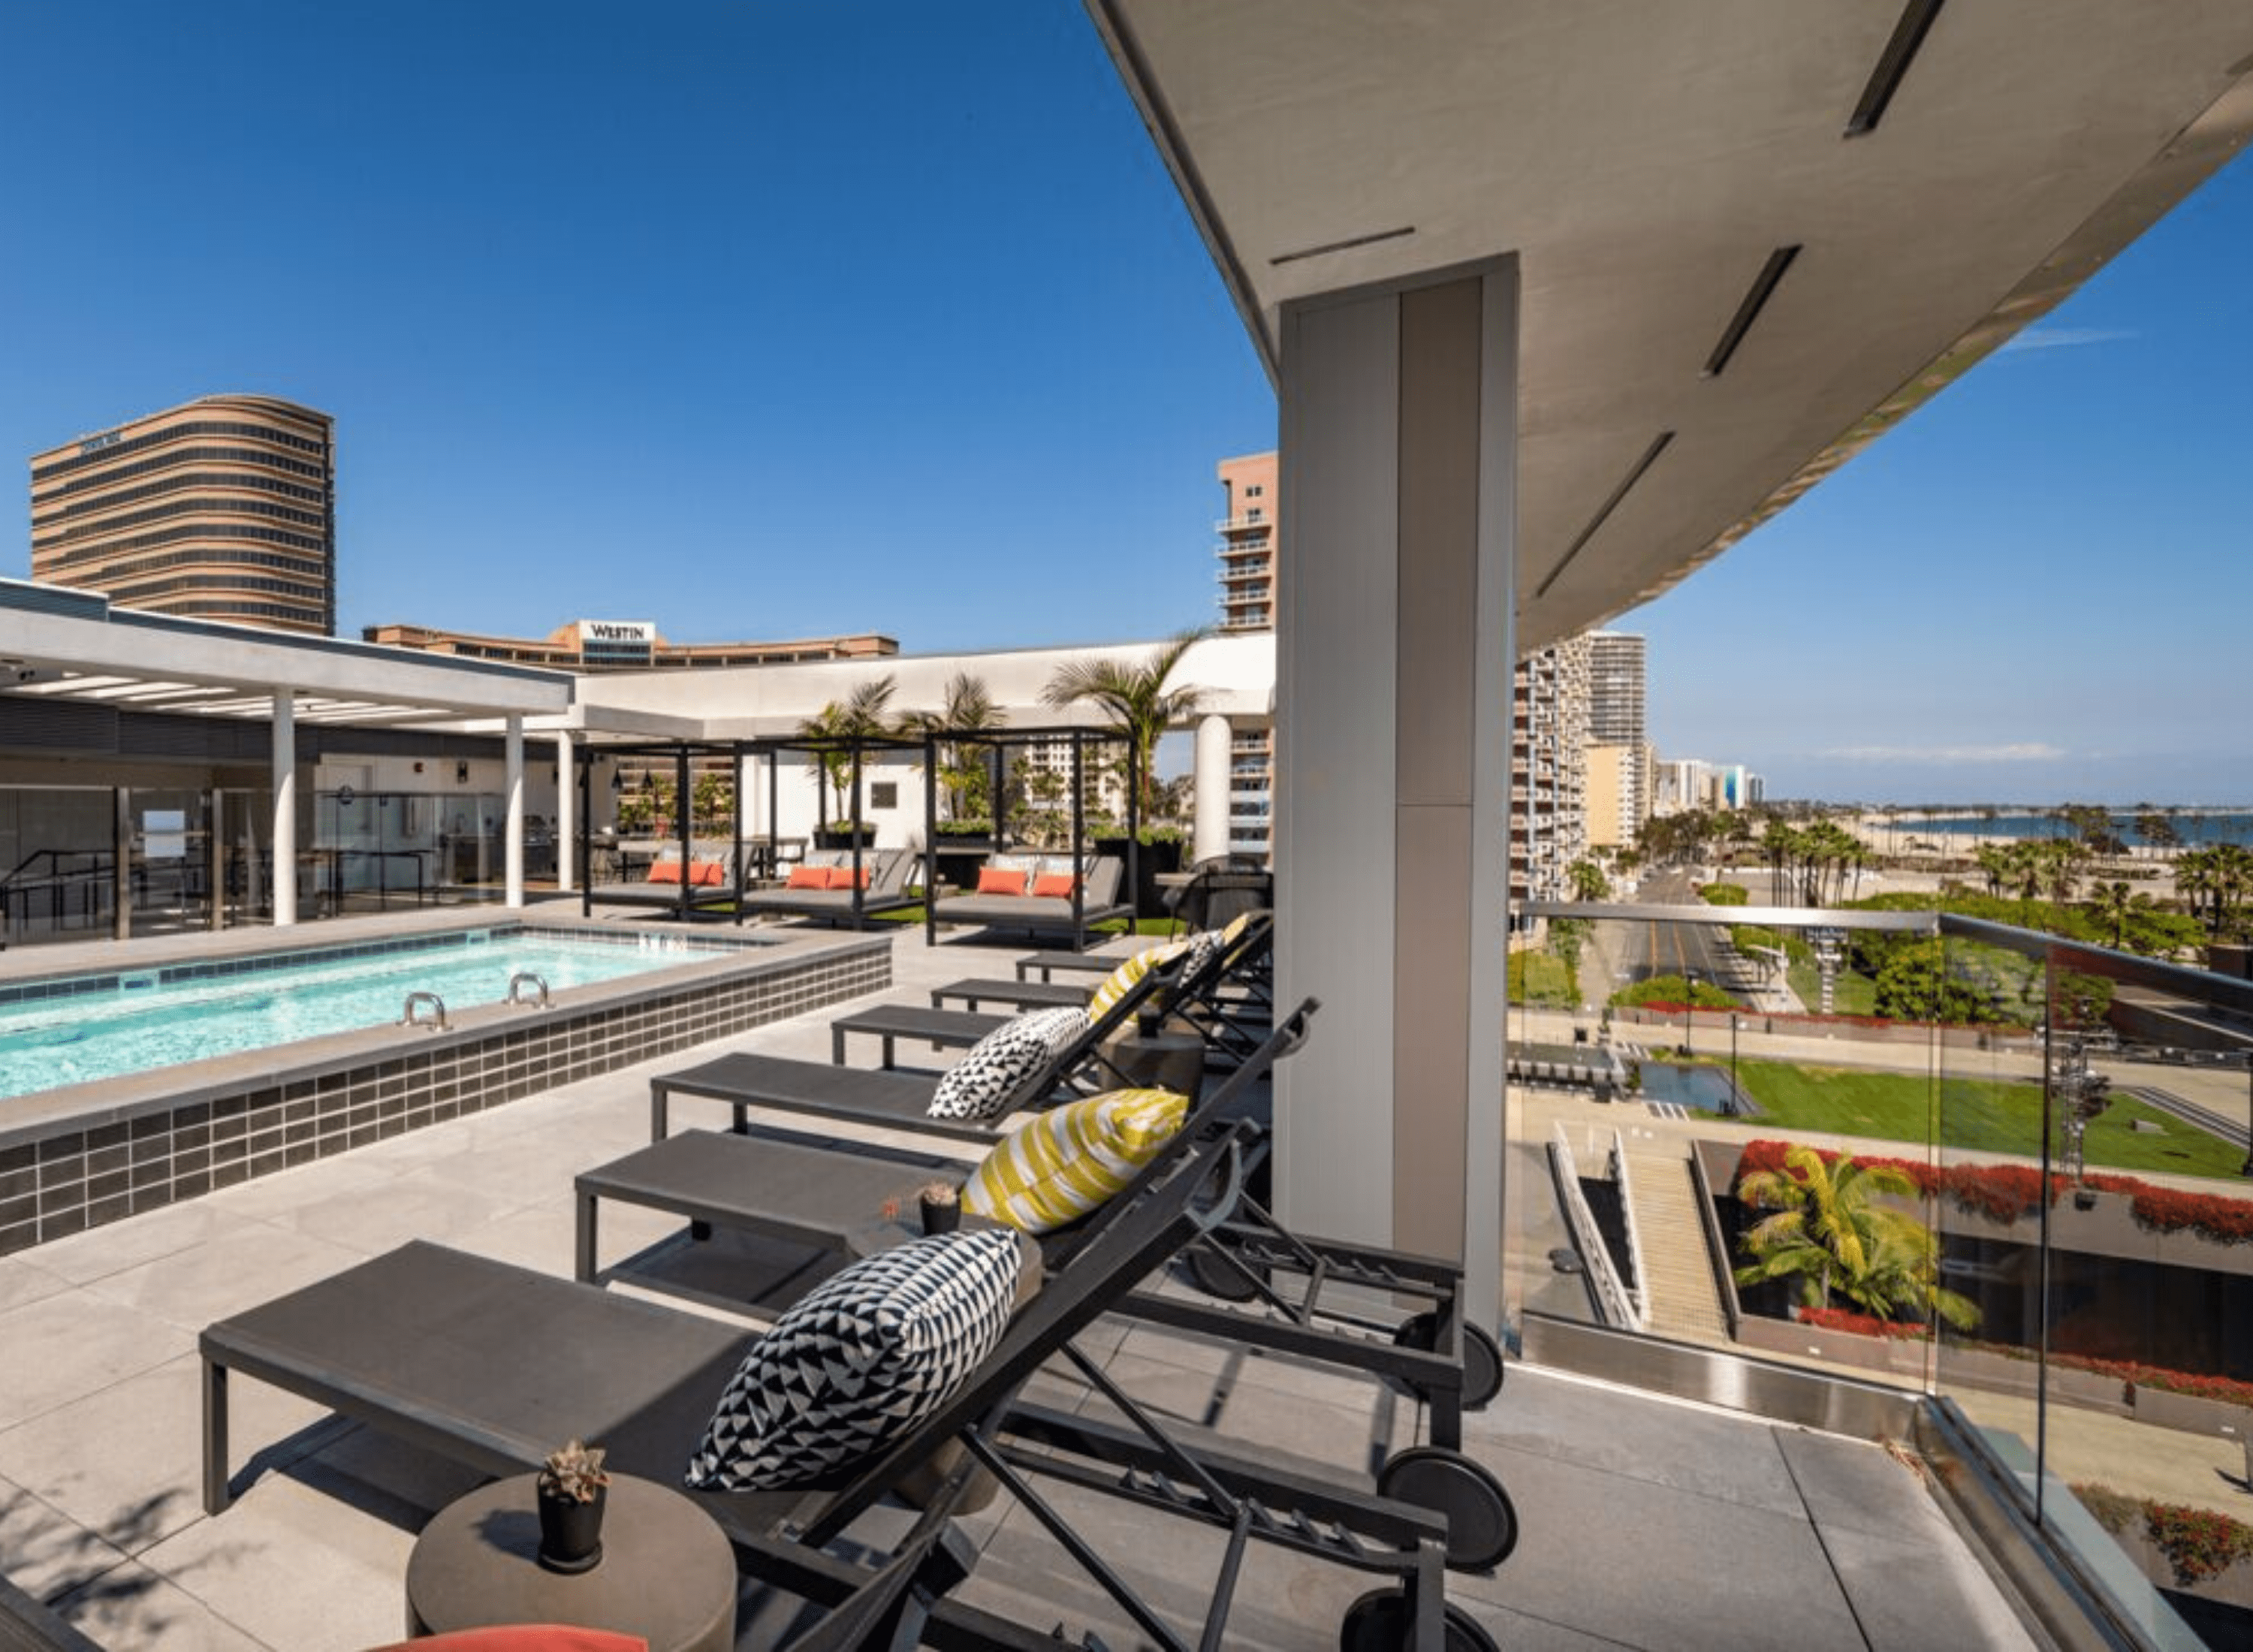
[1681,969,1698,1060]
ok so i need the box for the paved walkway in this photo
[0,913,2046,1648]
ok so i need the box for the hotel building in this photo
[29,395,336,636]
[363,619,898,671]
[1214,451,1278,859]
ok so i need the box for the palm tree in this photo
[1734,1144,1979,1331]
[797,674,897,825]
[895,671,1000,823]
[1565,858,1610,903]
[2088,880,2149,951]
[1042,629,1208,820]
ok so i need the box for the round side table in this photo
[405,1473,734,1652]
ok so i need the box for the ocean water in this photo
[1892,812,2253,846]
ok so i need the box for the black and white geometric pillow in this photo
[927,1005,1090,1120]
[683,1227,1023,1492]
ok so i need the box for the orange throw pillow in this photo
[647,858,683,885]
[689,859,725,887]
[977,867,1028,896]
[826,864,870,890]
[786,865,828,889]
[1032,872,1078,898]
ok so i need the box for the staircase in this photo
[1621,1145,1730,1343]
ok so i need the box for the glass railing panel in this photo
[1941,923,2253,1641]
[1509,899,1944,1388]
[1929,918,2053,1524]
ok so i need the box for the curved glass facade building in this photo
[29,393,336,635]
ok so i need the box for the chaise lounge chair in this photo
[647,941,1195,1145]
[201,1126,1482,1650]
[580,839,743,924]
[581,1001,1517,1574]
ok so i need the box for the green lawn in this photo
[1720,1059,2248,1178]
[1784,960,1879,1017]
[1509,949,1579,1008]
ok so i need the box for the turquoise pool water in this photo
[0,930,734,1102]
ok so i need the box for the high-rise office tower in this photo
[30,395,336,635]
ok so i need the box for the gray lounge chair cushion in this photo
[683,1228,1022,1492]
[926,1005,1090,1120]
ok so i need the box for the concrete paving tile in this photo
[442,1195,581,1274]
[23,1201,261,1287]
[958,1470,1422,1650]
[0,1352,330,1554]
[304,1422,488,1521]
[0,1473,131,1604]
[199,1154,403,1223]
[278,1174,516,1256]
[135,1461,419,1652]
[81,1223,367,1333]
[1772,1427,1944,1543]
[54,1558,274,1652]
[1462,1367,1807,1521]
[0,1256,68,1316]
[1816,1515,2041,1652]
[1082,1345,1412,1486]
[0,1292,194,1430]
[1443,1446,1863,1652]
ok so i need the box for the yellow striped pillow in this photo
[1088,941,1189,1020]
[961,1088,1190,1234]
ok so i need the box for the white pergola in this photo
[0,580,575,920]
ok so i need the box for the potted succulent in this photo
[918,1180,961,1234]
[535,1438,611,1574]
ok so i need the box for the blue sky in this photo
[2,4,2245,806]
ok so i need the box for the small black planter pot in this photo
[536,1485,606,1574]
[920,1193,960,1234]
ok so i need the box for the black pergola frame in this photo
[573,722,1147,936]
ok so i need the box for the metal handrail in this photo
[505,972,550,1010]
[399,990,449,1031]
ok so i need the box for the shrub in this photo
[2144,1502,2253,1586]
[1698,882,1750,906]
[1798,1305,1930,1341]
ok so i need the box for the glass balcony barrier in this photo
[1510,891,2253,1647]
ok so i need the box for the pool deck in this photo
[0,904,2043,1650]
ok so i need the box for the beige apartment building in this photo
[363,619,898,671]
[29,394,336,635]
[1214,451,1278,858]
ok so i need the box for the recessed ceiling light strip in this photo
[1703,245,1802,377]
[1535,432,1675,599]
[1270,225,1417,267]
[1845,0,1947,137]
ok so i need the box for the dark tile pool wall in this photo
[0,942,888,1256]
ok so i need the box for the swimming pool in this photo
[0,929,731,1101]
[0,919,893,1258]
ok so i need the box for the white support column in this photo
[271,692,297,927]
[1193,713,1232,864]
[1274,257,1517,1328]
[504,716,526,909]
[555,731,577,893]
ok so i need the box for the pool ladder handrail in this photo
[400,990,449,1032]
[506,972,550,1011]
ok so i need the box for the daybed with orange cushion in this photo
[925,853,1129,949]
[734,846,918,929]
[578,841,742,923]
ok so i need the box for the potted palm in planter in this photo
[535,1438,611,1574]
[1042,629,1207,917]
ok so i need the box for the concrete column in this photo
[1274,258,1516,1328]
[555,731,577,893]
[272,692,297,927]
[1193,713,1232,864]
[504,716,525,909]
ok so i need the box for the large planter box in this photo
[2133,1384,2253,1437]
[1736,1314,1926,1383]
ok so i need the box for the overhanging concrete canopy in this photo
[1087,1,2253,650]
[0,579,573,726]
